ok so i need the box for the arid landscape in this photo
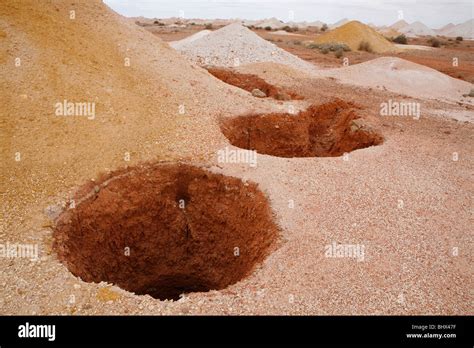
[1,0,473,317]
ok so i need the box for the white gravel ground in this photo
[316,57,474,105]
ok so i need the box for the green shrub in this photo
[321,23,328,32]
[205,23,213,29]
[264,26,272,31]
[335,49,343,58]
[321,47,329,54]
[456,36,463,41]
[392,34,407,44]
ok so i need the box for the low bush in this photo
[392,34,407,44]
[282,26,298,33]
[428,37,441,47]
[308,42,351,52]
[358,41,373,52]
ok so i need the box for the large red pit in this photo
[207,67,304,100]
[53,163,279,300]
[220,99,383,158]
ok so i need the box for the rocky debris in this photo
[462,89,474,97]
[251,88,267,98]
[349,119,364,132]
[275,92,291,101]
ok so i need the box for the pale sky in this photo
[104,0,473,28]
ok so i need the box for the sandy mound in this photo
[399,21,437,37]
[169,30,211,49]
[171,23,318,73]
[318,57,473,102]
[314,21,397,53]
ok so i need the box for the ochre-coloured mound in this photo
[314,20,397,53]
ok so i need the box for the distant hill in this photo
[398,21,437,37]
[390,20,409,31]
[441,19,474,38]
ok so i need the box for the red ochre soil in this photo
[53,163,279,300]
[220,99,383,158]
[207,67,304,100]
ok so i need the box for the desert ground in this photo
[0,1,473,315]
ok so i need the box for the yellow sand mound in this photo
[314,21,397,53]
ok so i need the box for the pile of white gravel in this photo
[170,23,318,73]
[317,57,474,104]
